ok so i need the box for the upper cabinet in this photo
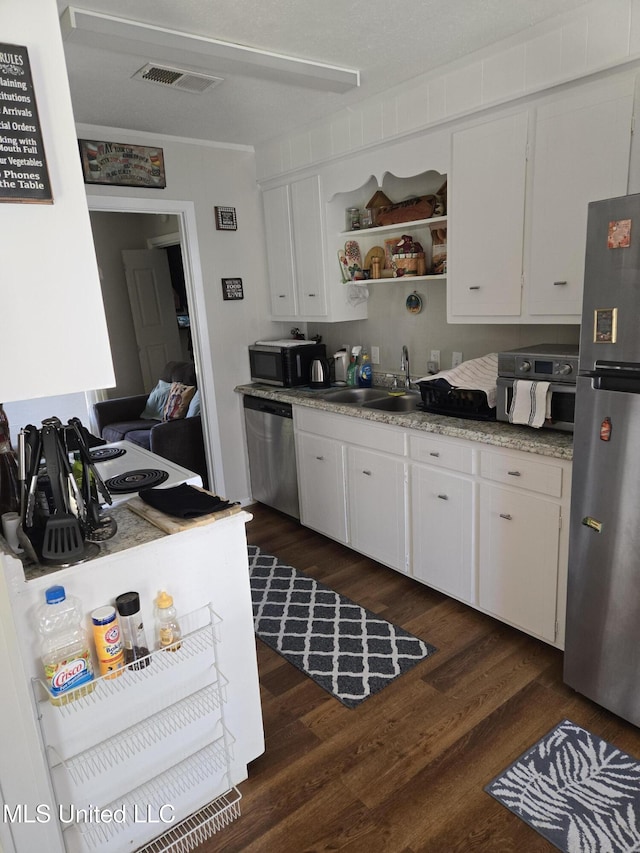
[448,111,528,319]
[448,75,635,324]
[262,175,327,320]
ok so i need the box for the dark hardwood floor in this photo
[206,503,640,852]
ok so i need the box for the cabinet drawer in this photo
[480,449,563,497]
[409,433,473,473]
[295,406,404,455]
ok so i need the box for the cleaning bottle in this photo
[347,355,357,386]
[154,590,182,651]
[358,348,372,387]
[38,585,95,705]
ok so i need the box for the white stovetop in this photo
[92,441,202,506]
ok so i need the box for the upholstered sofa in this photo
[92,361,208,487]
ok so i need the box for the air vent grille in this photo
[133,64,224,94]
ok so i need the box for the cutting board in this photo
[126,493,243,534]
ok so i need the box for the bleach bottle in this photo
[38,585,95,705]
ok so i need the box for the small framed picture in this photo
[221,278,244,300]
[594,307,618,343]
[215,206,237,231]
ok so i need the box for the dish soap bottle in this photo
[154,590,182,651]
[358,349,372,387]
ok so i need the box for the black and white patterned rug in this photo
[248,545,437,708]
[486,719,640,852]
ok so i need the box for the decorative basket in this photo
[392,252,426,276]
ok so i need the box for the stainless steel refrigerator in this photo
[564,192,640,726]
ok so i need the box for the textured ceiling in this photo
[56,0,594,147]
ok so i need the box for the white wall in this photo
[78,124,290,502]
[0,0,114,404]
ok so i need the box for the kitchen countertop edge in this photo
[235,384,573,461]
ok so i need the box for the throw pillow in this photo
[140,379,172,420]
[162,382,196,421]
[186,389,201,418]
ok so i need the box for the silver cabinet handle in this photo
[507,470,521,477]
[469,286,481,290]
[315,455,324,461]
[308,293,317,297]
[278,294,286,298]
[437,494,448,500]
[553,281,568,286]
[429,451,440,457]
[362,470,372,476]
[499,513,512,520]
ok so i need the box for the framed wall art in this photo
[215,206,237,231]
[221,278,244,300]
[78,139,166,188]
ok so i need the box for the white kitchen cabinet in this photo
[448,72,635,324]
[478,483,561,643]
[347,446,407,573]
[296,430,348,544]
[261,175,327,319]
[410,462,474,603]
[525,77,634,319]
[0,508,264,853]
[448,111,528,319]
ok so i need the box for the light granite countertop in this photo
[235,383,574,461]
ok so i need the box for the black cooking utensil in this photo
[23,425,41,528]
[40,424,84,562]
[68,418,112,505]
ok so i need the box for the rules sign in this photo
[0,43,52,203]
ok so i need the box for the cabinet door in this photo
[478,483,560,642]
[297,431,347,543]
[527,81,633,318]
[290,175,328,317]
[262,184,297,317]
[411,464,474,603]
[449,112,528,319]
[347,446,406,572]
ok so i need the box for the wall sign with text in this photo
[0,43,52,203]
[221,278,244,300]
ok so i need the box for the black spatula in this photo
[40,424,84,563]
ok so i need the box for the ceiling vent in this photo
[133,63,224,94]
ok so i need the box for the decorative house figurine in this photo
[365,190,392,228]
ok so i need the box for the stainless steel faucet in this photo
[401,345,411,388]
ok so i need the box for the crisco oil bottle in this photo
[38,585,95,705]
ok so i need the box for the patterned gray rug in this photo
[248,545,437,708]
[486,719,640,852]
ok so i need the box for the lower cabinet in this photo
[296,430,347,543]
[293,403,571,648]
[410,463,474,603]
[347,446,406,573]
[478,483,561,643]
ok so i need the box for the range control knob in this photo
[556,362,573,376]
[519,360,532,373]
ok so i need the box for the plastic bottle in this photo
[116,591,150,670]
[358,349,372,387]
[38,585,95,705]
[91,605,125,678]
[154,590,182,651]
[347,355,357,386]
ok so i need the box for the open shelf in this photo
[341,214,447,237]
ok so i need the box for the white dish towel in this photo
[508,380,551,428]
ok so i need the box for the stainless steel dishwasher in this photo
[243,395,300,518]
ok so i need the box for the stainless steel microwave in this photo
[248,340,326,387]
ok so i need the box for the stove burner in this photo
[105,469,169,494]
[90,447,127,462]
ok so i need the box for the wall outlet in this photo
[429,350,440,371]
[427,361,439,374]
[371,346,380,364]
[452,351,463,367]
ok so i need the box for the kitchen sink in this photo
[363,392,421,412]
[320,387,389,404]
